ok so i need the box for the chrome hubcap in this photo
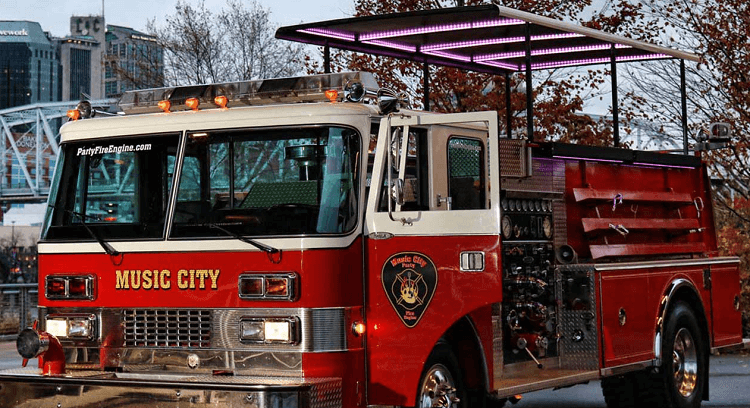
[418,364,460,408]
[672,328,698,398]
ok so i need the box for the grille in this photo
[122,309,212,348]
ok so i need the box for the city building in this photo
[105,25,163,97]
[57,15,106,100]
[0,21,59,110]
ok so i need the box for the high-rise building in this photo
[58,15,106,100]
[0,21,59,110]
[105,25,163,98]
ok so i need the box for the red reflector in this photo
[68,278,88,296]
[47,278,66,297]
[265,278,288,297]
[239,277,263,297]
[104,216,117,222]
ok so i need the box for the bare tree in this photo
[148,0,303,86]
[219,0,304,80]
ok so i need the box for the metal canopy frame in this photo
[276,5,698,74]
[276,5,696,153]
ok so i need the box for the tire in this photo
[635,302,706,408]
[414,342,465,408]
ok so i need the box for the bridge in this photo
[0,99,117,204]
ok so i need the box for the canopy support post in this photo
[680,59,689,155]
[324,45,331,74]
[424,62,430,111]
[505,72,512,139]
[610,45,620,148]
[524,23,533,142]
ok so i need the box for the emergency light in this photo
[119,71,380,115]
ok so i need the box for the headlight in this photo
[44,314,96,340]
[45,275,95,300]
[239,317,298,344]
[238,273,297,301]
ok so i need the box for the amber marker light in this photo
[66,109,80,121]
[325,89,338,102]
[157,100,171,112]
[352,321,366,336]
[185,97,200,111]
[214,95,229,108]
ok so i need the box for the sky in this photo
[0,0,355,38]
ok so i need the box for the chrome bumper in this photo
[0,368,342,408]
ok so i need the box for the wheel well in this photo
[442,316,489,393]
[665,286,711,401]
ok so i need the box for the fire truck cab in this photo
[0,5,747,408]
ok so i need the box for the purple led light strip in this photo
[531,53,671,70]
[422,50,473,62]
[553,155,624,164]
[362,39,417,53]
[422,33,583,52]
[475,43,631,62]
[298,28,355,42]
[477,60,521,71]
[631,162,696,170]
[359,18,523,41]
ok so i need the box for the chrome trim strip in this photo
[594,257,740,272]
[494,370,599,398]
[600,360,656,377]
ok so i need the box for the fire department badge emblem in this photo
[382,252,437,328]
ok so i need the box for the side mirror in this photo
[695,122,732,151]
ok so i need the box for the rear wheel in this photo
[415,342,465,408]
[602,302,706,408]
[637,302,705,408]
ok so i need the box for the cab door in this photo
[363,112,502,406]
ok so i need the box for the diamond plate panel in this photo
[558,265,599,371]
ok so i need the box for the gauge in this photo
[502,215,513,239]
[535,200,542,211]
[513,224,521,238]
[542,216,553,239]
[541,200,548,212]
[522,200,529,212]
[509,200,517,211]
[501,198,509,211]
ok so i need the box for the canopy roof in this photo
[276,5,698,74]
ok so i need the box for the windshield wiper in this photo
[48,204,120,256]
[208,223,280,254]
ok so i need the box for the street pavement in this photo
[0,340,747,407]
[509,353,750,407]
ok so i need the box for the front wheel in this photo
[415,342,464,408]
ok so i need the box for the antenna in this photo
[102,0,105,18]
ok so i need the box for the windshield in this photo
[42,133,180,240]
[170,126,360,238]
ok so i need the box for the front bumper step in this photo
[0,368,342,408]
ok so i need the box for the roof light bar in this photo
[119,71,380,115]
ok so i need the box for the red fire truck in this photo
[0,5,747,408]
